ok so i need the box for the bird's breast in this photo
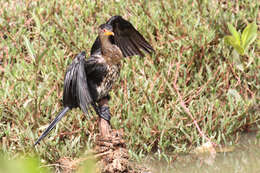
[95,64,120,101]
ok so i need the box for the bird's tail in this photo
[34,106,70,146]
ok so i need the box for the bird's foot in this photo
[98,105,111,123]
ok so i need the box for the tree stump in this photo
[98,117,111,137]
[55,99,151,173]
[94,99,144,173]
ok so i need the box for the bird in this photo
[34,15,154,146]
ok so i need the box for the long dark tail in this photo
[34,51,93,146]
[34,107,70,146]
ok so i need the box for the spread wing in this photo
[63,52,109,113]
[34,52,108,145]
[63,51,93,113]
[91,15,154,57]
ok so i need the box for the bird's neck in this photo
[100,37,122,65]
[100,37,114,56]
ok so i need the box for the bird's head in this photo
[98,24,114,38]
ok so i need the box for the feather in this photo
[90,15,154,57]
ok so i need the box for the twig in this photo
[94,149,113,158]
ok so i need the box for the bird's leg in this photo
[98,96,111,122]
[98,97,111,137]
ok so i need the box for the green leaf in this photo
[23,36,35,60]
[227,23,240,44]
[233,45,244,55]
[241,22,257,50]
[224,35,237,46]
[224,36,244,55]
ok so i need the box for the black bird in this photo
[34,16,154,145]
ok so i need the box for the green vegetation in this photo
[0,155,49,173]
[0,154,96,173]
[224,22,257,55]
[0,0,259,171]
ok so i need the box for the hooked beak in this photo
[104,31,114,36]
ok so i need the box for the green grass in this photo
[0,0,259,170]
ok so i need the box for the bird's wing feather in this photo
[90,16,154,57]
[63,51,93,113]
[34,52,108,145]
[84,55,108,86]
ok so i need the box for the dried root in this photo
[95,129,150,173]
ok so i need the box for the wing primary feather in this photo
[128,37,145,57]
[119,39,132,56]
[63,51,92,110]
[77,58,93,114]
[132,31,154,54]
[124,38,137,56]
[119,36,139,57]
[63,58,79,108]
[115,38,128,57]
[111,16,154,56]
